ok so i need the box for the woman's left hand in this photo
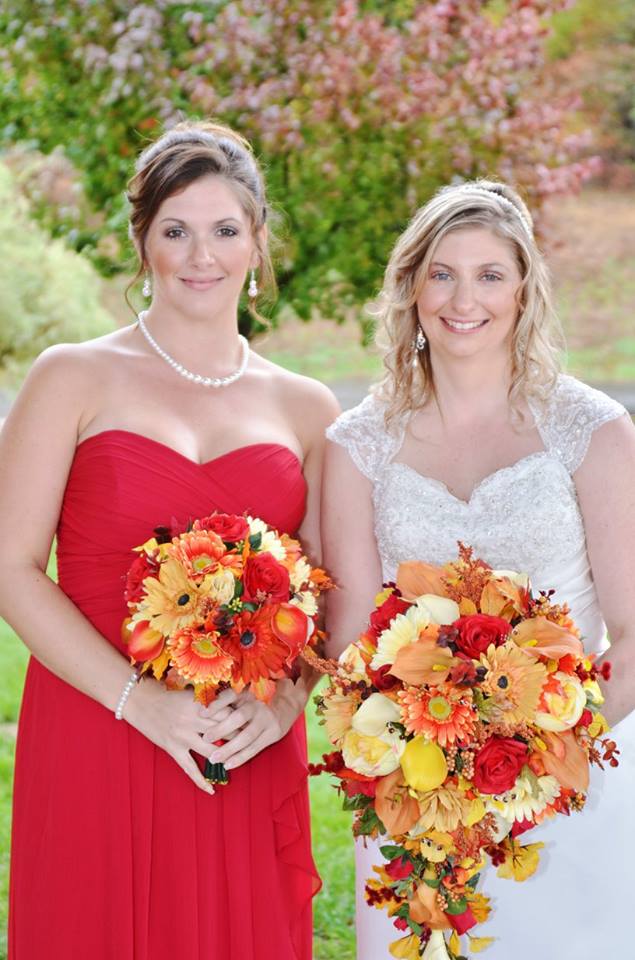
[200,679,306,769]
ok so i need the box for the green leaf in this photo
[380,844,406,861]
[444,896,468,916]
[248,532,262,550]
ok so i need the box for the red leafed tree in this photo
[0,0,599,329]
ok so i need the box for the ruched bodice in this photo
[327,375,634,960]
[10,432,318,960]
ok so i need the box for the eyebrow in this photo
[430,261,508,270]
[159,216,242,226]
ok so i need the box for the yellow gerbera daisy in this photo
[480,642,547,724]
[139,558,208,635]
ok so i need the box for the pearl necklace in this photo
[137,311,249,388]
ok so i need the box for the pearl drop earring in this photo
[248,269,258,299]
[414,327,426,351]
[142,273,152,298]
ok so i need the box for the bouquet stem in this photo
[203,738,229,785]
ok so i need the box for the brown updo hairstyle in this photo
[126,119,276,326]
[373,179,564,426]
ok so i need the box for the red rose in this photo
[341,776,377,798]
[366,662,401,692]
[243,553,291,603]
[385,856,414,881]
[124,551,159,605]
[472,736,528,795]
[454,614,511,659]
[448,906,477,936]
[369,592,410,637]
[197,513,250,542]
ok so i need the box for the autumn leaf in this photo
[496,841,544,882]
[449,930,461,954]
[389,934,421,959]
[468,935,495,953]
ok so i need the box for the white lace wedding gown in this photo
[327,375,634,960]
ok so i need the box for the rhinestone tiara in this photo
[455,184,533,237]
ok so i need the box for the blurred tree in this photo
[0,0,599,334]
[0,162,113,376]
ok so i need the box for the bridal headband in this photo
[454,183,534,237]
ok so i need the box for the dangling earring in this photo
[142,272,152,298]
[248,268,258,299]
[414,326,426,351]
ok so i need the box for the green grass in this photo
[0,631,355,960]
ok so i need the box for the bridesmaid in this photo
[1,120,338,959]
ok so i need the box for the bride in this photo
[321,180,635,959]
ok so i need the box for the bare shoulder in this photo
[7,327,136,435]
[251,351,341,440]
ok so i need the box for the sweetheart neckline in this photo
[75,429,303,470]
[387,450,564,506]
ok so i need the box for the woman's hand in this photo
[201,679,307,770]
[125,680,239,794]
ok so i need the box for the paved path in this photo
[330,379,635,412]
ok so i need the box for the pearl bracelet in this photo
[115,669,141,721]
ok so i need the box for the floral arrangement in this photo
[312,546,617,958]
[123,512,332,782]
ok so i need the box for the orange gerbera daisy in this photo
[224,607,290,689]
[167,530,226,580]
[398,684,476,746]
[167,626,234,685]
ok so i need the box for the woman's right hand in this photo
[124,680,238,794]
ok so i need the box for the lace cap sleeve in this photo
[325,393,403,482]
[535,375,628,474]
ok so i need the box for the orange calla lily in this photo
[408,880,452,929]
[375,769,421,835]
[512,617,583,659]
[540,729,589,792]
[391,638,456,686]
[396,561,448,601]
[271,602,309,656]
[127,620,165,662]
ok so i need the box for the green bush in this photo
[0,163,113,375]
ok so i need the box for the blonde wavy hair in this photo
[373,179,564,425]
[126,119,276,328]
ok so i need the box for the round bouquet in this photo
[313,545,617,958]
[123,512,332,782]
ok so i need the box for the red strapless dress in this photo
[9,432,320,960]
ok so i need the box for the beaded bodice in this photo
[327,375,626,653]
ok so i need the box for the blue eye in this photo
[482,272,502,281]
[431,271,452,281]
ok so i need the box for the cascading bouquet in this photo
[312,545,617,959]
[122,512,332,783]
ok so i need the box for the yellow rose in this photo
[342,728,405,777]
[535,671,586,731]
[204,568,236,605]
[400,737,447,792]
[352,692,401,738]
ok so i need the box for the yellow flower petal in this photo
[449,931,461,954]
